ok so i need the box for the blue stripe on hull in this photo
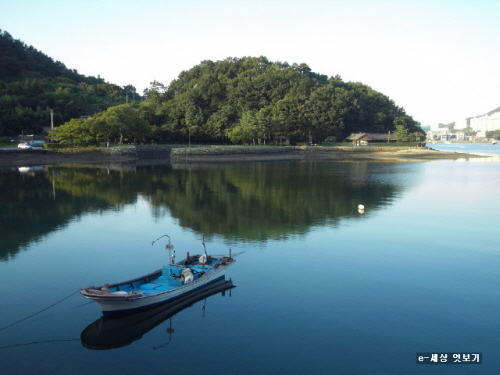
[101,275,225,315]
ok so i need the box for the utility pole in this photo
[50,110,54,131]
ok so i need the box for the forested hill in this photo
[0,30,95,82]
[1,29,423,144]
[0,30,140,137]
[140,57,423,145]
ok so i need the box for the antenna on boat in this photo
[152,235,175,264]
[152,234,172,247]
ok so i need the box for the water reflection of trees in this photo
[149,162,398,241]
[0,161,402,260]
[0,165,139,261]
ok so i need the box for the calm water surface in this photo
[1,144,499,374]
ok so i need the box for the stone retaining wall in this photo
[170,146,299,157]
[101,147,137,156]
[134,145,171,159]
[1,145,426,160]
[170,145,425,157]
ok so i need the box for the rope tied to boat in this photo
[0,289,81,331]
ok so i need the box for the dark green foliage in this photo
[50,104,150,145]
[0,30,141,136]
[140,56,423,144]
[1,28,423,144]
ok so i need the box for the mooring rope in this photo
[0,338,80,350]
[0,289,80,331]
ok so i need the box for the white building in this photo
[432,107,500,136]
[469,109,500,132]
[426,130,468,141]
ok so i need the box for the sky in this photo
[1,0,499,127]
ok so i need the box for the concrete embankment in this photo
[168,145,486,162]
[0,145,488,167]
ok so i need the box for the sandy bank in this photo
[0,146,489,168]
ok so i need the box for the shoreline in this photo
[0,146,490,168]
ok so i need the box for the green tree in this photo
[205,105,237,141]
[49,118,94,145]
[184,103,203,147]
[95,104,150,144]
[306,84,354,143]
[485,130,500,139]
[52,104,150,145]
[227,110,266,144]
[410,131,425,142]
[393,117,410,142]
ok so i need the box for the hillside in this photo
[1,30,424,145]
[0,29,140,137]
[136,57,423,145]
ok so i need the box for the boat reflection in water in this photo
[80,279,235,350]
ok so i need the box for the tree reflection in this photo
[0,161,403,260]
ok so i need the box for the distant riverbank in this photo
[169,145,489,163]
[0,145,490,167]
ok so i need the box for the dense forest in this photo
[1,29,423,145]
[134,57,423,145]
[0,29,140,137]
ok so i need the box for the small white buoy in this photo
[358,204,365,210]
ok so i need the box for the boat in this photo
[80,235,236,315]
[81,278,235,350]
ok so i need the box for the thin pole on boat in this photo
[152,234,175,267]
[202,235,208,257]
[152,234,172,247]
[201,235,209,268]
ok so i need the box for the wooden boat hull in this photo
[80,255,235,315]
